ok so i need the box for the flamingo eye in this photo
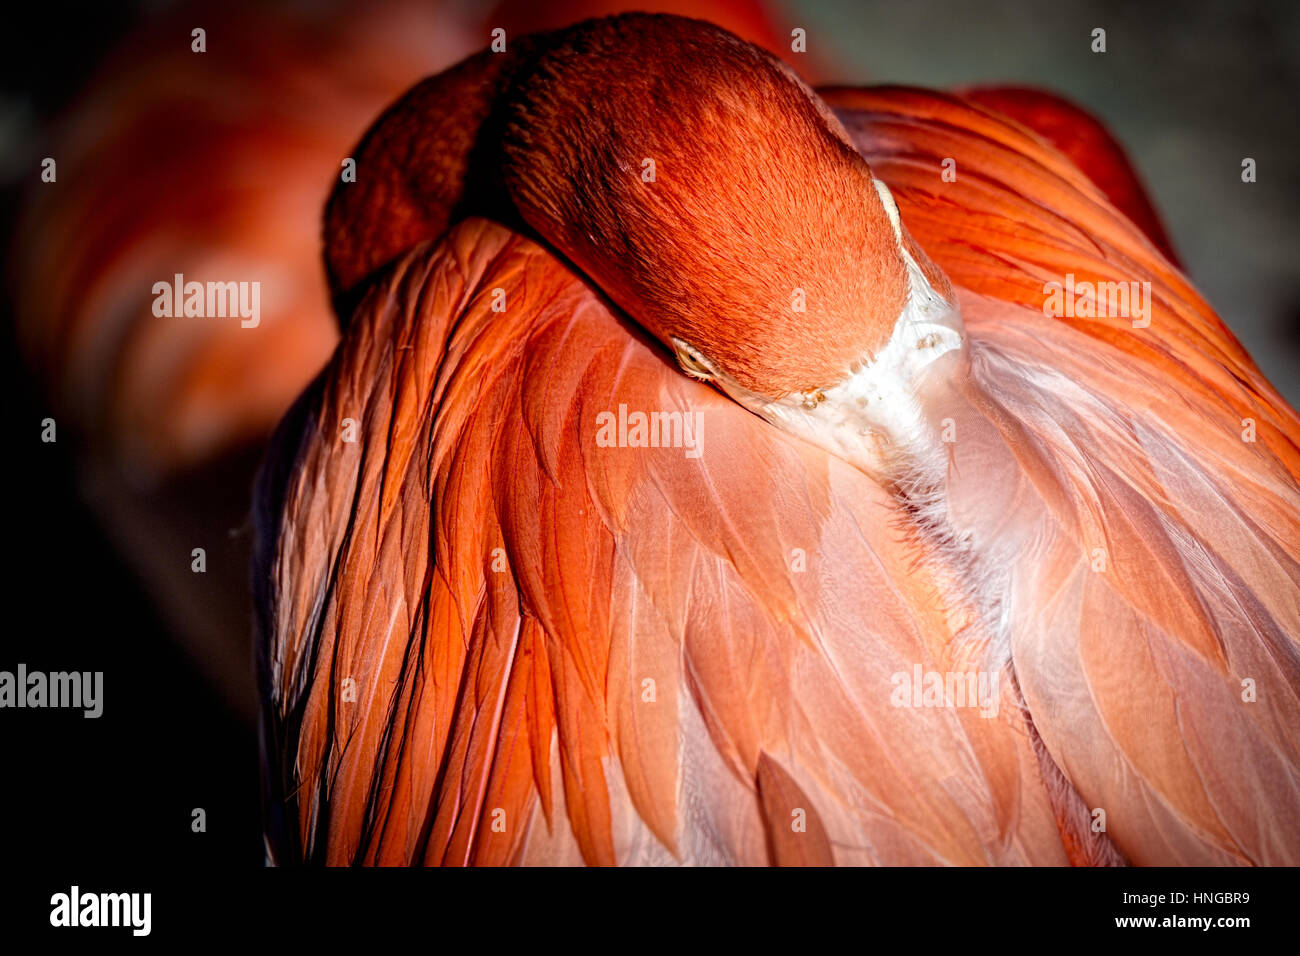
[672,338,716,381]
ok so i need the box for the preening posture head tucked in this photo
[260,13,1300,867]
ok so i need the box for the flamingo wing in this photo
[254,217,1068,865]
[826,86,1300,863]
[957,85,1180,264]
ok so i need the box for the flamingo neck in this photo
[710,185,966,484]
[700,201,1012,666]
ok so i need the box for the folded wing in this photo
[255,218,1068,865]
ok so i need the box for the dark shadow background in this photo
[0,3,263,867]
[0,0,1295,870]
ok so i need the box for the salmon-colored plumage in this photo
[956,85,1180,265]
[254,14,1300,866]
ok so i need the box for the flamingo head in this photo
[502,14,968,478]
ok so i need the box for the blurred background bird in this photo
[3,0,1297,866]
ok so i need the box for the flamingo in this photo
[253,13,1300,866]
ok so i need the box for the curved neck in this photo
[325,15,919,400]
